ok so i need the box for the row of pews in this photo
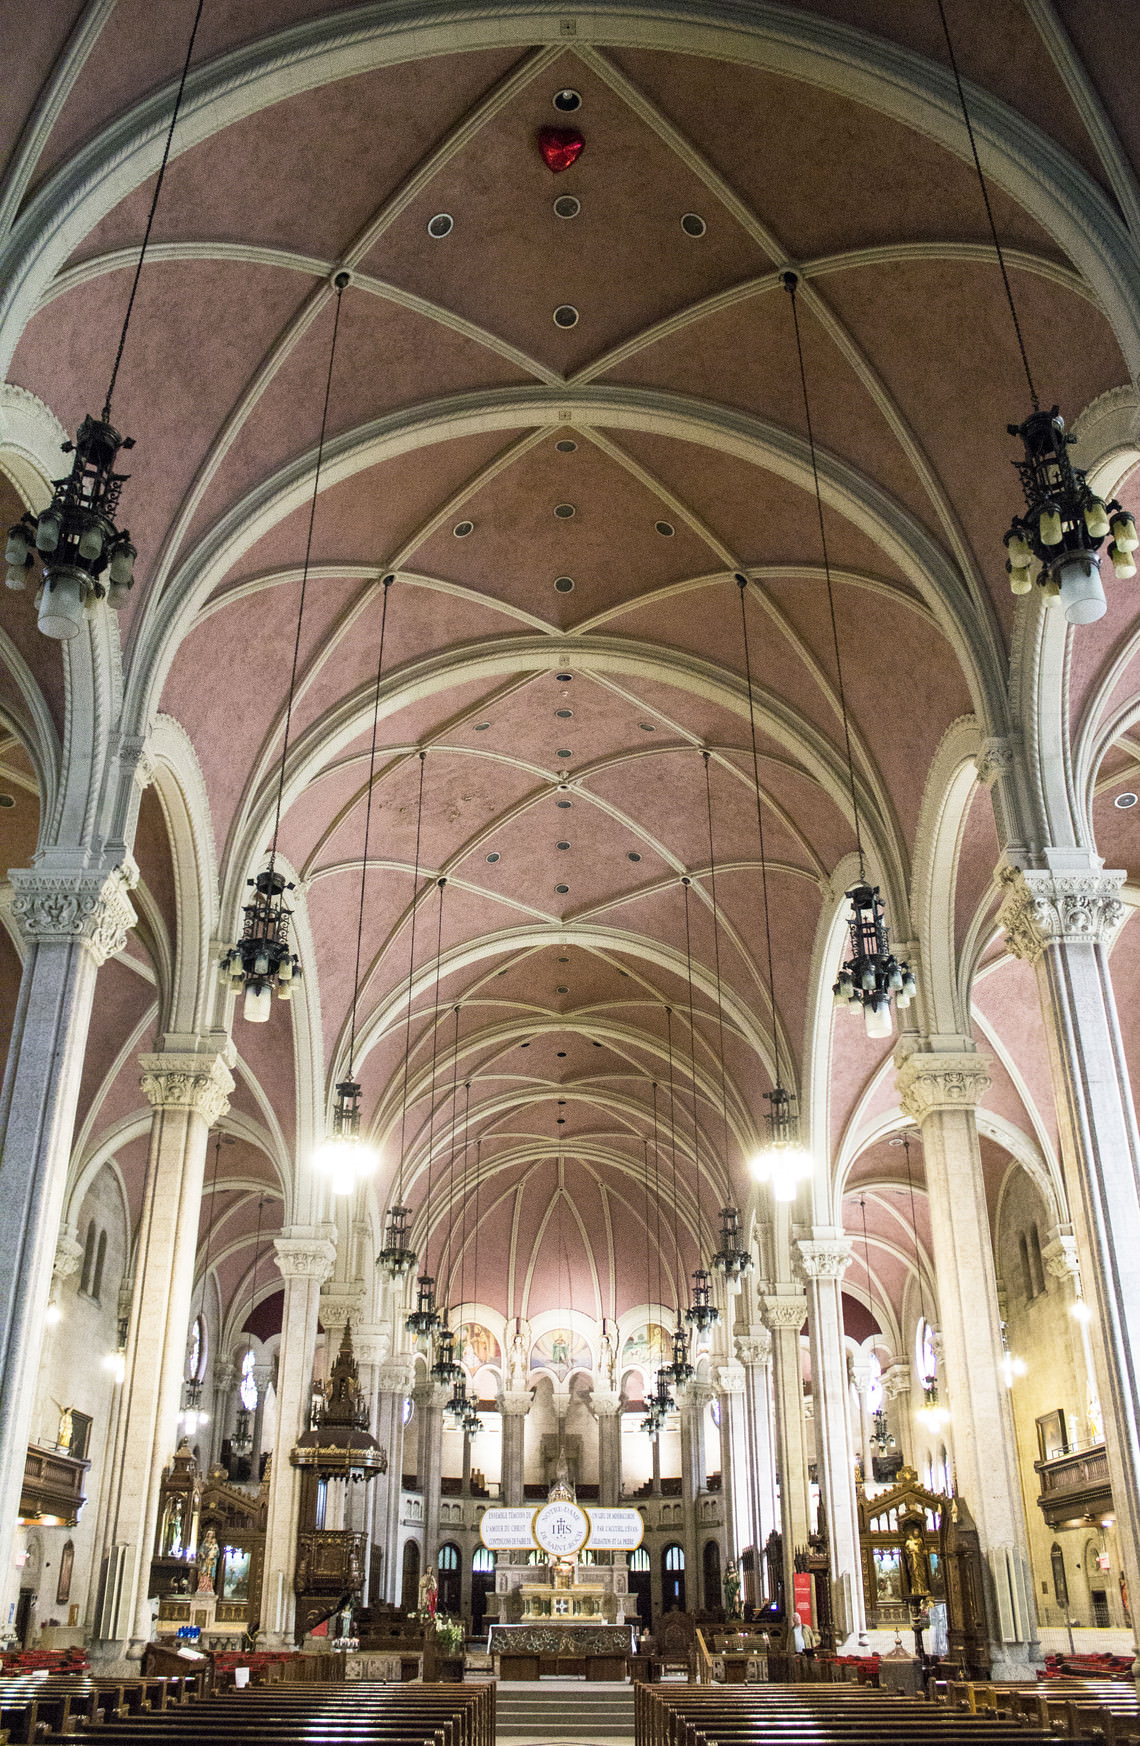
[634,1681,1105,1746]
[942,1678,1140,1743]
[0,1672,494,1746]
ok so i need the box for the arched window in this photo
[629,1548,650,1572]
[239,1349,258,1409]
[1029,1224,1047,1297]
[1019,1231,1034,1300]
[80,1220,96,1295]
[437,1541,461,1613]
[438,1544,459,1570]
[664,1545,685,1570]
[662,1542,686,1611]
[472,1548,495,1573]
[914,1319,937,1386]
[91,1230,107,1301]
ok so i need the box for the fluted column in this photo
[259,1228,336,1646]
[736,1330,778,1598]
[797,1237,865,1639]
[499,1391,530,1506]
[414,1381,449,1570]
[1000,868,1140,1644]
[591,1392,622,1506]
[762,1292,809,1623]
[680,1384,710,1602]
[0,862,137,1611]
[715,1362,748,1564]
[896,1044,1037,1675]
[94,1048,233,1646]
[372,1360,411,1602]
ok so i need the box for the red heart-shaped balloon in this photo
[537,126,584,172]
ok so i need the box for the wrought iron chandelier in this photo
[664,1317,694,1395]
[870,1402,895,1455]
[180,1127,223,1435]
[712,1205,752,1283]
[5,2,205,637]
[379,752,428,1280]
[406,1272,439,1339]
[685,1267,717,1333]
[641,1369,675,1437]
[832,883,916,1039]
[751,1086,812,1202]
[430,1315,463,1388]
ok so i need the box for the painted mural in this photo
[621,1323,671,1374]
[529,1327,592,1378]
[457,1322,500,1373]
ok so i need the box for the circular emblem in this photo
[533,1500,588,1558]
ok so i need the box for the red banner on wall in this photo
[792,1571,813,1625]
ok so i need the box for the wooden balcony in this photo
[19,1444,90,1527]
[1035,1442,1112,1528]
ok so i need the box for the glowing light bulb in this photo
[45,1302,62,1326]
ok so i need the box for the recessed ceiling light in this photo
[592,1040,602,1047]
[474,721,491,731]
[556,749,572,759]
[553,88,582,112]
[554,576,575,593]
[639,722,656,732]
[0,794,13,808]
[554,503,576,519]
[453,519,474,537]
[556,438,577,452]
[521,1041,530,1048]
[680,212,707,237]
[497,969,509,976]
[555,884,569,895]
[557,1097,567,1104]
[628,852,642,862]
[557,841,571,850]
[556,986,569,994]
[556,1117,566,1124]
[556,799,572,809]
[556,673,573,682]
[428,212,454,237]
[1115,792,1138,809]
[553,305,579,328]
[555,707,573,718]
[486,852,501,862]
[553,196,581,220]
[558,956,570,962]
[557,1050,567,1057]
[655,520,675,536]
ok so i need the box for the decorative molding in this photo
[0,382,68,507]
[998,865,1127,962]
[761,1293,807,1330]
[882,1361,911,1399]
[138,1050,234,1124]
[273,1232,336,1283]
[10,860,138,964]
[975,736,1016,788]
[376,1359,412,1394]
[1042,1233,1081,1282]
[318,1284,368,1330]
[895,1049,991,1120]
[735,1331,772,1366]
[52,1231,83,1282]
[589,1390,621,1417]
[411,1380,451,1411]
[498,1390,532,1417]
[716,1362,746,1395]
[212,1360,238,1388]
[796,1237,853,1280]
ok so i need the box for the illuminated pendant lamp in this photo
[930,0,1135,624]
[379,752,428,1280]
[5,1,207,633]
[780,274,916,1042]
[314,576,394,1193]
[220,272,352,1020]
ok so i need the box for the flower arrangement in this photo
[434,1614,465,1652]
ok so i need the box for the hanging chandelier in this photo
[832,883,916,1039]
[641,1368,675,1436]
[870,1403,895,1454]
[378,1204,416,1280]
[751,1086,813,1202]
[406,1272,439,1339]
[219,869,301,1023]
[5,3,205,638]
[462,1398,484,1437]
[445,1372,470,1427]
[664,1318,694,1393]
[313,1079,376,1195]
[430,1315,463,1388]
[231,1401,253,1458]
[180,1373,208,1437]
[711,1205,752,1283]
[685,1268,717,1332]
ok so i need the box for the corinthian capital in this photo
[895,1049,990,1121]
[53,1231,84,1283]
[761,1293,807,1331]
[319,1284,368,1330]
[590,1390,621,1418]
[10,859,138,964]
[998,864,1126,962]
[734,1330,772,1366]
[796,1238,853,1281]
[716,1363,746,1395]
[274,1227,336,1283]
[139,1051,234,1125]
[498,1390,532,1417]
[1042,1233,1081,1282]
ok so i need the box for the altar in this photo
[488,1622,634,1681]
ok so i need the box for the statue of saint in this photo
[901,1522,932,1599]
[196,1527,220,1594]
[598,1328,617,1391]
[723,1559,741,1618]
[418,1569,438,1618]
[162,1494,185,1558]
[508,1330,529,1391]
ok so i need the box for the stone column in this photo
[715,1362,748,1566]
[499,1392,530,1506]
[736,1329,778,1599]
[259,1228,336,1646]
[762,1292,810,1624]
[1000,867,1140,1645]
[797,1238,865,1640]
[414,1381,449,1572]
[679,1385,711,1605]
[591,1392,622,1506]
[93,1048,233,1647]
[0,863,137,1612]
[895,1044,1038,1675]
[211,1361,237,1468]
[882,1363,911,1466]
[851,1361,877,1487]
[372,1361,410,1603]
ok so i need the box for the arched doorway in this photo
[438,1542,461,1615]
[401,1539,420,1613]
[662,1543,686,1612]
[471,1546,495,1634]
[629,1546,651,1626]
[703,1539,721,1611]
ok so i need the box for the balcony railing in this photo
[19,1444,90,1526]
[1036,1441,1112,1528]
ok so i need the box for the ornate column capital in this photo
[796,1237,853,1280]
[377,1358,412,1395]
[139,1050,234,1124]
[589,1390,622,1418]
[412,1380,450,1411]
[213,1360,238,1389]
[10,858,138,964]
[895,1048,990,1121]
[351,1325,391,1366]
[716,1362,746,1395]
[882,1362,911,1400]
[975,736,1016,787]
[318,1283,368,1330]
[52,1230,84,1283]
[761,1293,807,1331]
[1042,1232,1081,1282]
[273,1228,336,1284]
[734,1330,772,1366]
[998,864,1126,962]
[498,1390,532,1417]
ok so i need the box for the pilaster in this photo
[372,1359,411,1602]
[797,1237,864,1639]
[735,1329,778,1597]
[413,1381,450,1565]
[590,1391,622,1506]
[762,1292,809,1627]
[498,1390,531,1507]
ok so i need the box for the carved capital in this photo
[10,860,138,964]
[796,1238,853,1281]
[377,1359,412,1395]
[351,1326,391,1366]
[975,736,1016,787]
[53,1231,84,1283]
[213,1360,238,1389]
[716,1362,746,1395]
[318,1284,368,1330]
[998,864,1126,963]
[1042,1234,1081,1282]
[412,1381,451,1412]
[762,1293,807,1331]
[882,1362,911,1400]
[139,1051,234,1125]
[274,1230,336,1284]
[895,1050,990,1121]
[734,1330,772,1366]
[590,1390,622,1418]
[498,1390,532,1418]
